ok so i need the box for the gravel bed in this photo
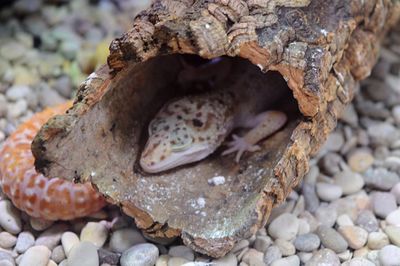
[1,1,400,266]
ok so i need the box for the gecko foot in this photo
[222,134,261,162]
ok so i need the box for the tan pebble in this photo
[338,225,368,249]
[367,232,389,250]
[167,257,190,266]
[347,149,374,173]
[337,250,352,261]
[241,248,264,266]
[156,255,170,266]
[353,246,369,258]
[47,260,57,266]
[212,253,237,266]
[80,222,108,248]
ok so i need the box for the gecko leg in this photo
[222,110,287,162]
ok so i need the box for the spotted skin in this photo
[0,103,105,220]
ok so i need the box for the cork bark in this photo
[32,0,400,258]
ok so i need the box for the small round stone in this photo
[0,232,17,249]
[336,214,354,227]
[15,231,35,253]
[379,245,400,266]
[391,182,400,204]
[367,231,389,250]
[270,255,300,266]
[338,225,368,249]
[167,257,189,266]
[305,249,340,266]
[61,231,80,256]
[343,258,375,266]
[67,241,99,266]
[242,249,264,266]
[80,222,108,248]
[334,171,364,195]
[347,149,374,173]
[51,245,66,263]
[109,228,146,253]
[364,168,399,190]
[212,253,237,266]
[35,224,68,250]
[0,200,22,234]
[302,183,320,213]
[168,245,194,261]
[316,183,343,201]
[264,245,282,265]
[120,243,159,266]
[29,217,53,231]
[98,248,120,265]
[297,218,310,235]
[355,210,379,233]
[253,235,272,252]
[19,245,51,266]
[294,233,320,252]
[274,239,295,256]
[268,213,299,240]
[322,132,344,152]
[384,226,400,246]
[371,192,397,218]
[386,209,400,226]
[315,204,337,228]
[316,226,348,253]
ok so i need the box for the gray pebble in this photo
[109,228,146,253]
[391,182,400,204]
[355,210,379,233]
[367,122,399,146]
[168,245,194,261]
[322,132,344,152]
[212,253,237,266]
[98,248,120,265]
[340,104,359,126]
[67,241,99,266]
[13,0,42,15]
[0,200,22,234]
[315,183,342,202]
[264,245,282,265]
[0,232,16,249]
[371,192,397,219]
[253,235,272,253]
[5,85,31,101]
[364,168,399,190]
[19,245,51,266]
[0,42,26,61]
[120,243,159,266]
[7,99,27,118]
[314,204,337,228]
[334,171,365,195]
[15,231,34,253]
[316,226,348,253]
[38,84,65,107]
[294,233,320,252]
[319,152,342,175]
[53,76,72,98]
[50,245,65,264]
[342,258,375,266]
[305,249,340,266]
[275,239,295,256]
[35,223,68,250]
[270,255,300,266]
[268,213,299,240]
[302,183,320,213]
[379,245,400,266]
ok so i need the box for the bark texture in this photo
[32,0,400,257]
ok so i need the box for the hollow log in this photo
[31,0,400,258]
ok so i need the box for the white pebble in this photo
[0,232,17,249]
[120,243,159,266]
[19,245,51,266]
[109,228,146,253]
[268,213,299,240]
[379,245,400,266]
[0,200,22,234]
[80,222,108,248]
[386,209,400,226]
[15,231,35,253]
[270,255,300,266]
[61,231,80,256]
[316,182,343,201]
[67,241,99,266]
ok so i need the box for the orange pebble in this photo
[0,103,105,220]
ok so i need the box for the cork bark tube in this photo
[31,0,400,258]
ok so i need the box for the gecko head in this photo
[140,115,211,173]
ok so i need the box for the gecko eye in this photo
[170,128,192,152]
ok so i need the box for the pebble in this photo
[302,183,319,213]
[364,168,399,190]
[274,239,295,256]
[340,104,359,126]
[0,250,15,266]
[355,210,379,233]
[80,222,108,248]
[297,218,310,235]
[347,149,374,173]
[253,235,272,252]
[0,232,16,249]
[67,241,99,266]
[19,245,51,266]
[379,245,400,266]
[315,183,342,201]
[367,122,399,146]
[38,84,65,107]
[109,228,146,253]
[314,204,337,228]
[120,243,159,266]
[334,171,364,195]
[386,209,400,226]
[305,249,340,266]
[61,231,80,256]
[316,226,348,253]
[322,132,344,152]
[167,257,189,266]
[7,99,27,118]
[155,254,170,266]
[0,42,27,61]
[98,248,120,265]
[0,200,22,234]
[371,192,397,218]
[212,253,237,266]
[264,245,282,265]
[367,231,389,250]
[268,213,299,241]
[51,245,66,263]
[35,223,68,250]
[384,226,400,246]
[294,233,320,252]
[337,214,354,227]
[270,255,300,266]
[15,231,34,253]
[5,85,31,101]
[342,258,375,266]
[338,225,368,249]
[241,249,264,266]
[29,218,54,231]
[168,246,194,261]
[390,182,400,204]
[320,152,342,175]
